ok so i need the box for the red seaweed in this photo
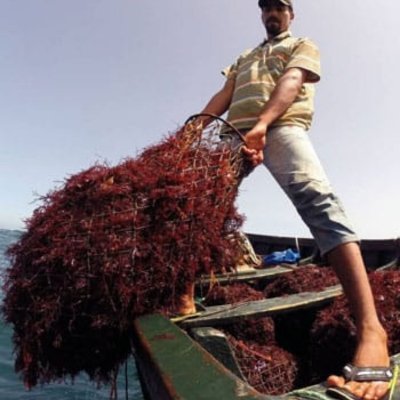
[214,268,400,392]
[203,282,276,346]
[228,335,298,395]
[263,265,339,298]
[203,282,264,306]
[225,317,276,347]
[310,270,400,380]
[1,121,245,388]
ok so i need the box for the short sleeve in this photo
[285,38,321,83]
[222,63,237,80]
[221,48,253,80]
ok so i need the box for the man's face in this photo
[261,1,294,37]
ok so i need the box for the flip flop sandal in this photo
[326,363,399,400]
[342,363,394,382]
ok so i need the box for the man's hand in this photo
[241,67,306,166]
[242,121,268,166]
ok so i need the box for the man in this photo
[196,1,392,399]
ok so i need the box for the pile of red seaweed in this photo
[310,270,400,379]
[228,336,299,395]
[263,265,339,298]
[203,282,264,306]
[202,267,400,394]
[1,121,245,388]
[203,282,298,395]
[203,282,276,345]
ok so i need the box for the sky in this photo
[0,0,399,239]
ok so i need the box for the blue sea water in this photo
[0,229,144,400]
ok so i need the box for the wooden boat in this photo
[131,234,400,400]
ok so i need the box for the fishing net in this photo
[228,335,299,395]
[1,114,247,388]
[202,279,300,394]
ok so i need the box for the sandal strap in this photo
[326,387,359,400]
[343,363,393,382]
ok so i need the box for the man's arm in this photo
[195,77,236,127]
[243,67,307,165]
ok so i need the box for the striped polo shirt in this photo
[222,31,320,132]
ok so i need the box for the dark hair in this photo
[258,0,293,9]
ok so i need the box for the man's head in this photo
[258,0,294,38]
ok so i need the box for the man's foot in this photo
[327,328,391,400]
[176,282,196,316]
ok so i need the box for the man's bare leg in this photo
[176,281,196,316]
[326,242,390,400]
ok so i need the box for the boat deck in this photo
[132,235,400,399]
[132,314,400,400]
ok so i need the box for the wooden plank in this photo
[181,285,343,328]
[196,265,296,287]
[189,326,245,380]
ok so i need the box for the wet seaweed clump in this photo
[203,281,299,394]
[203,282,264,306]
[229,335,299,395]
[208,268,400,392]
[263,265,339,298]
[259,265,339,387]
[225,316,276,347]
[1,121,245,389]
[310,270,400,380]
[203,282,275,344]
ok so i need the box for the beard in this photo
[266,19,282,37]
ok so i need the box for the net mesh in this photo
[228,336,299,395]
[203,281,298,394]
[2,116,246,387]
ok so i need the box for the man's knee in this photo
[286,179,334,212]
